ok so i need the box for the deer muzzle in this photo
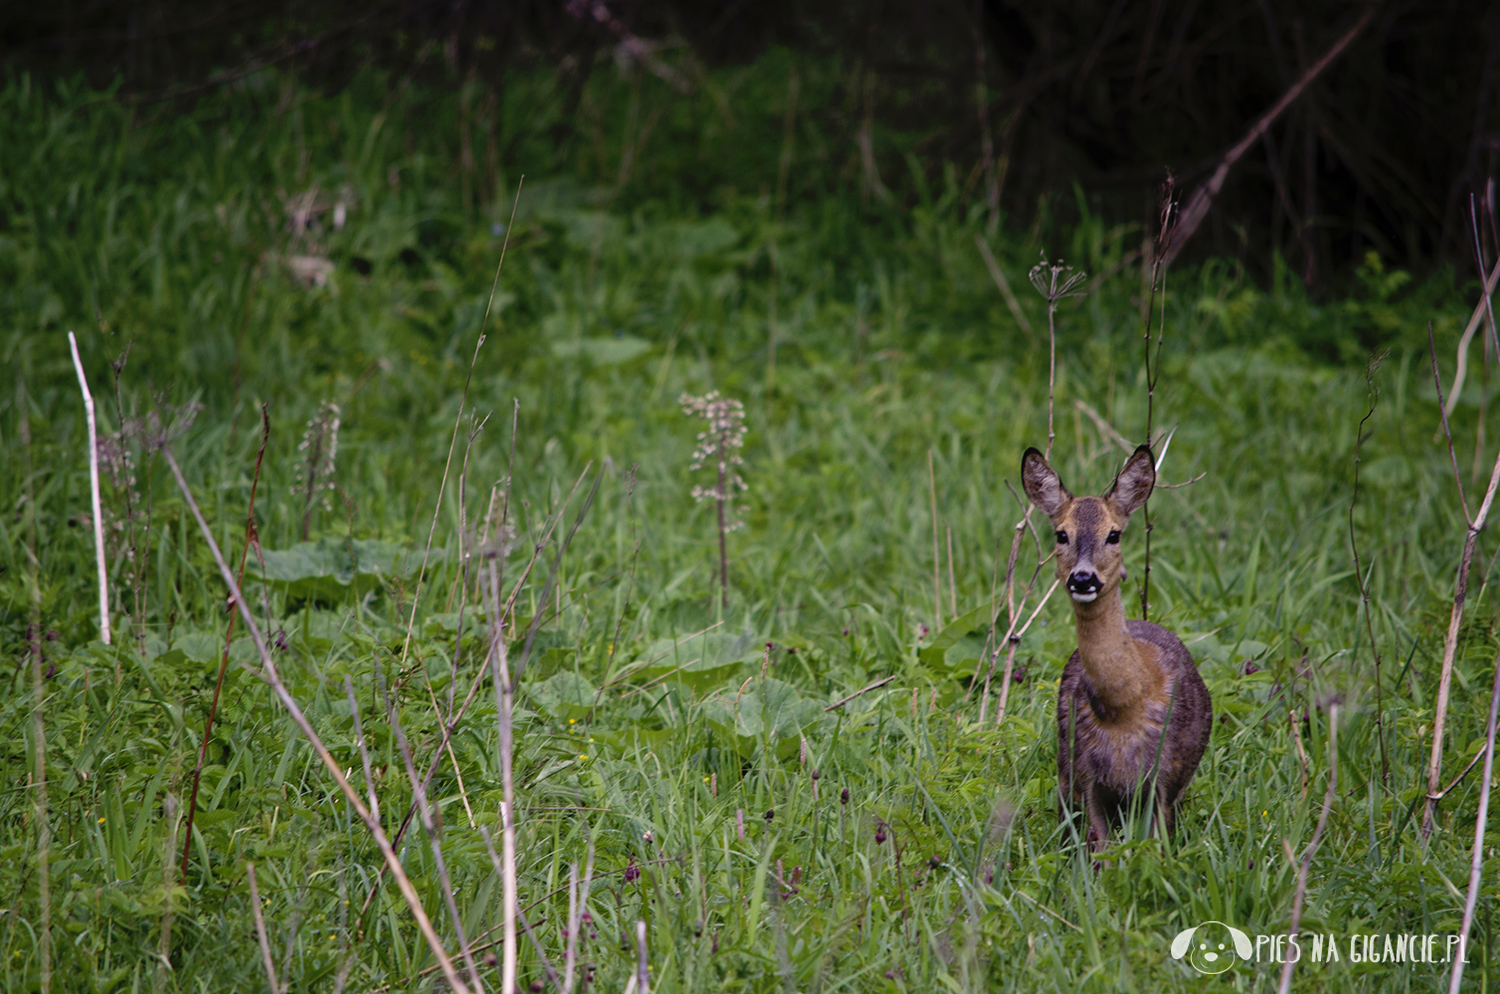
[1067,568,1102,602]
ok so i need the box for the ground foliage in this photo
[1,59,1499,992]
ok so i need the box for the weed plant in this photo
[0,56,1497,992]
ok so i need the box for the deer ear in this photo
[1021,447,1071,517]
[1107,444,1156,516]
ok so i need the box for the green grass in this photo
[1,55,1498,992]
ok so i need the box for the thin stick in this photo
[161,447,472,994]
[375,651,486,994]
[824,675,899,712]
[344,678,381,822]
[1141,184,1174,621]
[1289,709,1310,799]
[487,559,519,994]
[1046,302,1057,460]
[929,451,942,628]
[371,466,595,884]
[68,332,110,645]
[247,862,282,994]
[1276,704,1338,994]
[1425,321,1500,838]
[1441,257,1500,425]
[996,578,1061,723]
[182,406,271,882]
[978,525,1027,723]
[1163,8,1374,265]
[1428,743,1486,802]
[1449,643,1500,993]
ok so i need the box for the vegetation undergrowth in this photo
[1,53,1497,992]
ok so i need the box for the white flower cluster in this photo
[293,400,341,512]
[1028,253,1087,304]
[680,391,748,530]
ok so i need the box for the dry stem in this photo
[1449,644,1500,993]
[68,332,111,645]
[162,447,472,994]
[1441,257,1500,425]
[1276,704,1338,994]
[247,862,281,994]
[1424,319,1500,838]
[182,405,270,882]
[1163,8,1374,266]
[487,559,519,994]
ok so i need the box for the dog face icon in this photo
[1170,921,1254,975]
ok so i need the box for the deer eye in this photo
[1106,530,1121,544]
[1055,531,1068,545]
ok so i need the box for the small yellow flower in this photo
[569,718,576,724]
[97,817,105,824]
[578,754,588,761]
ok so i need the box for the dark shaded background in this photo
[4,0,1498,287]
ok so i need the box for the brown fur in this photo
[1022,445,1212,852]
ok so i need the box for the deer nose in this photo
[1067,570,1101,594]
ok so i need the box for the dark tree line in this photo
[4,0,1497,285]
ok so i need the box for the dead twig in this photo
[825,675,899,712]
[1163,8,1375,265]
[1276,704,1338,994]
[162,446,472,994]
[182,406,270,882]
[1424,319,1500,838]
[1449,644,1500,993]
[246,863,281,994]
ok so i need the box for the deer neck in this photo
[1071,586,1159,717]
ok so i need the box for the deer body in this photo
[1023,444,1211,852]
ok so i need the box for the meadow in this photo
[1,52,1498,992]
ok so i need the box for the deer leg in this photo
[1084,783,1112,854]
[1152,780,1177,840]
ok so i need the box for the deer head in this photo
[1021,445,1155,605]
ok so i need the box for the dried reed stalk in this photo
[486,558,519,994]
[1449,643,1500,993]
[182,405,270,882]
[1441,257,1500,424]
[1424,318,1500,839]
[374,651,486,992]
[68,332,110,645]
[162,447,472,994]
[1163,8,1374,266]
[994,579,1060,724]
[246,862,281,994]
[1276,704,1338,994]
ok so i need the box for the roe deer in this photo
[1021,444,1211,853]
